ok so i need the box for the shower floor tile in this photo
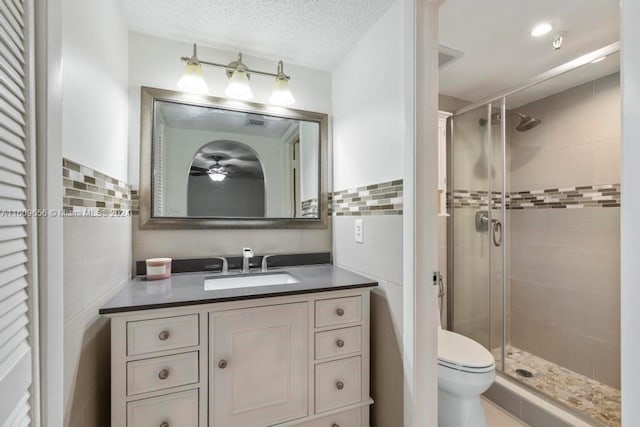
[495,345,621,426]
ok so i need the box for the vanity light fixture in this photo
[269,61,296,106]
[530,22,553,37]
[177,45,209,94]
[178,44,295,105]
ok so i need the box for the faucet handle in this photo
[209,257,228,274]
[261,255,275,272]
[242,248,254,258]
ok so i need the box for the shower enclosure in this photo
[447,44,621,426]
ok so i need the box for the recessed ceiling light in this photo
[531,23,553,37]
[591,56,607,64]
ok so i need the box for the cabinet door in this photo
[210,303,308,427]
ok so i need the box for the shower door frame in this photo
[446,99,506,368]
[447,41,620,375]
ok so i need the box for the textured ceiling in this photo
[116,0,395,70]
[439,0,620,103]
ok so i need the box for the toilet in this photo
[437,328,496,427]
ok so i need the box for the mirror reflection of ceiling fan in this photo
[189,155,229,181]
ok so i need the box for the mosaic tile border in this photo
[130,187,139,215]
[301,198,318,218]
[104,180,618,217]
[451,184,620,210]
[510,184,620,209]
[332,179,403,216]
[63,158,133,215]
[450,190,505,209]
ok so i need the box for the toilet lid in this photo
[438,329,495,370]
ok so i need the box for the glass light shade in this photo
[208,172,226,182]
[269,77,295,106]
[225,70,253,100]
[177,62,209,94]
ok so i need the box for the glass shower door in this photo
[448,101,506,366]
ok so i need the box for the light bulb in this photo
[269,77,295,106]
[177,61,209,94]
[208,172,226,182]
[225,70,253,100]
[530,23,553,37]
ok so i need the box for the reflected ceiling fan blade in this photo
[189,166,210,176]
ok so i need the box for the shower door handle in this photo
[492,219,503,247]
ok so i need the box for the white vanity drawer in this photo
[127,352,199,396]
[315,326,362,360]
[127,314,199,356]
[315,296,362,328]
[127,389,198,427]
[315,356,362,413]
[304,408,362,427]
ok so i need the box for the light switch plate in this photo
[355,219,364,244]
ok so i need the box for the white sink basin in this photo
[204,272,299,290]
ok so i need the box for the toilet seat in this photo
[438,329,495,373]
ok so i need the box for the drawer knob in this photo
[158,330,170,341]
[336,308,345,316]
[218,359,228,369]
[160,423,169,427]
[336,381,344,390]
[332,424,340,427]
[158,369,170,380]
[336,339,345,348]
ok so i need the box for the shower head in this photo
[516,113,541,132]
[479,112,502,127]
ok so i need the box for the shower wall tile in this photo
[506,73,621,390]
[547,328,595,379]
[510,280,546,321]
[594,340,621,389]
[510,73,620,193]
[590,293,621,346]
[594,248,621,297]
[510,207,620,385]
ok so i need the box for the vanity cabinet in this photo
[107,289,372,427]
[210,303,309,426]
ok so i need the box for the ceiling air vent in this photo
[439,45,464,70]
[245,116,266,127]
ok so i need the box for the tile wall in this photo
[508,73,621,389]
[63,160,133,426]
[448,73,620,390]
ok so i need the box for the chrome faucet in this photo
[209,256,228,274]
[242,248,254,274]
[261,255,274,272]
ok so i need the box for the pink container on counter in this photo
[145,258,172,280]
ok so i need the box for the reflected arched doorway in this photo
[187,140,265,217]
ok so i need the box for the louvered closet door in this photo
[0,0,35,425]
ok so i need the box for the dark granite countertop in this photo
[99,265,377,315]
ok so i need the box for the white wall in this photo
[61,1,131,425]
[61,0,129,181]
[331,2,405,425]
[332,3,405,191]
[621,0,640,424]
[129,32,333,261]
